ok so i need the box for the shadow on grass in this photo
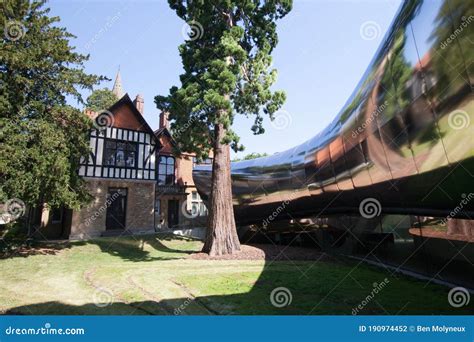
[89,234,198,262]
[3,238,474,316]
[2,218,473,314]
[0,233,197,262]
[5,277,474,315]
[0,240,86,260]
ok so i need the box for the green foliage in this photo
[155,0,292,158]
[232,152,269,162]
[0,0,106,208]
[1,235,470,314]
[378,29,412,119]
[86,88,118,112]
[430,0,473,99]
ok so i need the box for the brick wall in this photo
[70,178,155,239]
[176,153,195,187]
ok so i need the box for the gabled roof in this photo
[154,126,177,147]
[108,93,156,135]
[154,127,176,153]
[154,126,172,139]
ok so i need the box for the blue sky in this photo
[49,0,402,158]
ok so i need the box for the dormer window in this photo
[104,140,137,168]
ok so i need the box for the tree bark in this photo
[202,120,241,256]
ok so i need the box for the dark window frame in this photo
[157,155,176,185]
[49,208,63,224]
[103,138,138,169]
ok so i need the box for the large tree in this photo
[0,0,106,210]
[86,88,118,112]
[156,0,292,255]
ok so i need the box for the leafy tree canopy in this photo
[86,88,118,112]
[1,0,106,209]
[156,0,292,159]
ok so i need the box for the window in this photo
[154,199,163,229]
[49,208,62,224]
[199,202,208,215]
[158,156,175,185]
[191,203,199,216]
[155,199,161,216]
[104,140,137,168]
[190,190,208,216]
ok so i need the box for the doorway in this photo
[168,199,180,228]
[106,188,127,230]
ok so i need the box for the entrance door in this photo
[106,188,127,230]
[168,200,180,228]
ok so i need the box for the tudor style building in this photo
[33,71,209,239]
[71,94,159,239]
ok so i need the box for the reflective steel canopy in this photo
[194,0,474,225]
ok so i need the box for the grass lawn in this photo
[0,234,472,315]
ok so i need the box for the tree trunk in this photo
[202,11,240,256]
[202,121,241,256]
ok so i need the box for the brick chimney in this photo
[133,94,144,115]
[159,111,170,130]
